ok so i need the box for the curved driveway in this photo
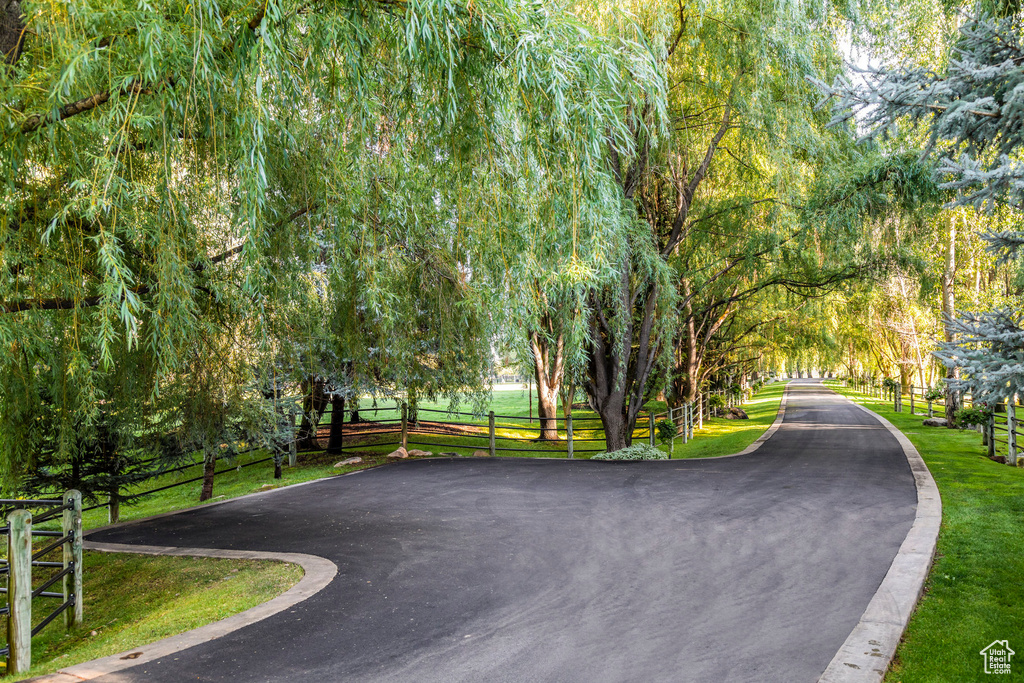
[88,381,918,682]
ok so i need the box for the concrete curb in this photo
[690,380,790,460]
[817,387,942,682]
[28,544,337,682]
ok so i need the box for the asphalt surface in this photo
[88,380,918,683]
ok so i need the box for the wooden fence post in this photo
[488,411,496,457]
[667,408,674,458]
[679,404,685,441]
[108,491,119,525]
[288,438,297,468]
[988,414,996,459]
[698,394,704,430]
[566,414,573,460]
[649,411,655,447]
[63,489,83,628]
[1009,397,1018,466]
[909,384,915,415]
[400,403,408,451]
[7,509,31,674]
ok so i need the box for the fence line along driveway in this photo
[81,380,919,683]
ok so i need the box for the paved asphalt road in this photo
[89,381,918,682]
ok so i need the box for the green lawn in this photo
[8,551,300,681]
[663,381,786,459]
[826,381,1024,683]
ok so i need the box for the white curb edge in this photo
[28,544,336,682]
[690,380,791,460]
[817,388,942,682]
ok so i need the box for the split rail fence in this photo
[0,491,83,675]
[69,383,772,524]
[843,378,1021,465]
[308,385,761,460]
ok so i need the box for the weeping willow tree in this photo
[557,0,888,449]
[0,0,665,485]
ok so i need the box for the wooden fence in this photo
[0,491,83,675]
[74,384,768,523]
[842,378,1021,465]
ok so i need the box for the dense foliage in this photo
[815,13,1024,403]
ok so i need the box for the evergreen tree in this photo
[813,13,1024,402]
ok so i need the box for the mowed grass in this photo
[8,551,300,681]
[665,381,786,459]
[826,382,1024,683]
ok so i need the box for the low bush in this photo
[656,419,677,445]
[591,444,667,461]
[923,384,945,402]
[954,405,992,428]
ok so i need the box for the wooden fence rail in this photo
[842,378,1021,466]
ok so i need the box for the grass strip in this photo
[8,551,301,681]
[7,383,786,678]
[826,382,1024,683]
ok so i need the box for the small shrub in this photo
[591,444,667,461]
[883,377,899,391]
[655,419,677,445]
[955,405,992,428]
[923,382,945,402]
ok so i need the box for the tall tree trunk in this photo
[199,452,215,501]
[585,276,660,452]
[297,377,328,450]
[942,216,962,425]
[327,396,345,456]
[535,383,558,440]
[529,326,564,441]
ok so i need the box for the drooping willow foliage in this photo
[0,0,665,479]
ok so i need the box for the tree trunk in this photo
[536,389,558,440]
[529,327,564,441]
[199,453,215,501]
[560,381,575,421]
[585,275,659,452]
[597,401,630,451]
[297,377,328,450]
[274,459,283,479]
[326,396,345,456]
[941,216,962,426]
